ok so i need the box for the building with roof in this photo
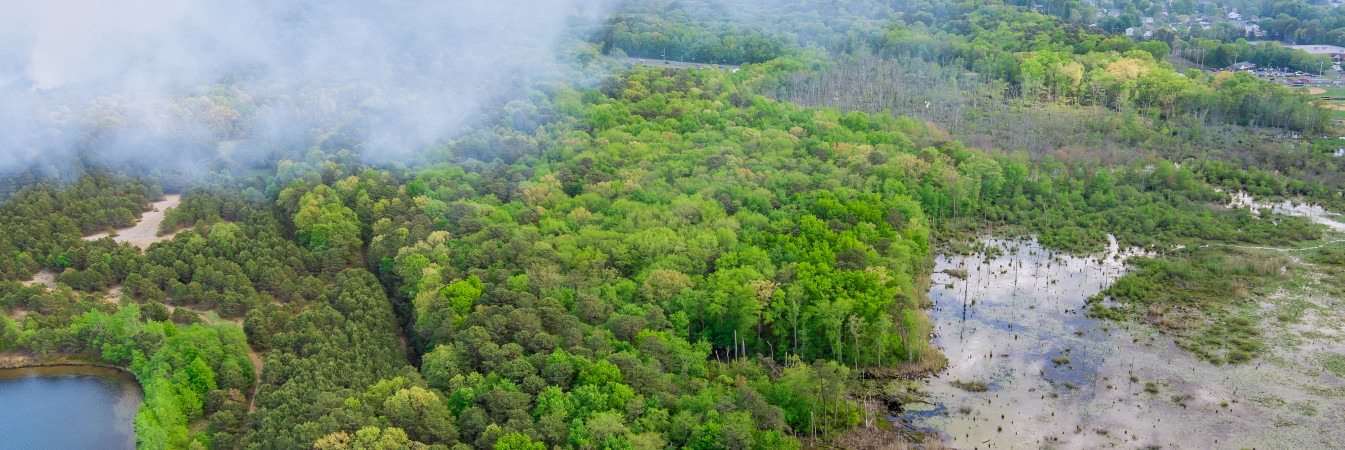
[1284,44,1345,54]
[1283,44,1345,61]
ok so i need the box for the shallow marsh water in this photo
[1229,191,1345,233]
[900,236,1345,448]
[0,365,142,449]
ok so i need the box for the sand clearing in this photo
[83,194,182,250]
[1305,87,1327,95]
[23,270,58,290]
[21,269,125,303]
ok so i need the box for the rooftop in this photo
[1283,44,1345,54]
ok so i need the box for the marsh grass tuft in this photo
[951,379,989,392]
[1324,353,1345,377]
[1089,247,1288,364]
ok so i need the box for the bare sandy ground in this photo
[8,270,54,319]
[23,270,58,290]
[83,194,182,250]
[19,269,125,304]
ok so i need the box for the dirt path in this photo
[246,348,263,413]
[83,194,182,250]
[157,302,265,412]
[1202,239,1345,253]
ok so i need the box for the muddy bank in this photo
[83,194,182,249]
[899,236,1345,448]
[0,354,138,382]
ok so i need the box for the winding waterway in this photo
[0,366,141,449]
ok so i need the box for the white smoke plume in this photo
[0,0,618,177]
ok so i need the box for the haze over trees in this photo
[2,0,1344,449]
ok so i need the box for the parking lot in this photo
[1229,64,1345,88]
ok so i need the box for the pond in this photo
[0,365,142,450]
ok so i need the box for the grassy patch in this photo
[1289,400,1319,417]
[1250,393,1286,408]
[951,379,989,392]
[1310,246,1345,266]
[1324,353,1345,377]
[1088,247,1290,364]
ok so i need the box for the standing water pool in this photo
[0,365,141,450]
[899,235,1345,448]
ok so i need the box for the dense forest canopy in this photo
[2,0,1344,449]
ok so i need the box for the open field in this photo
[1294,86,1345,98]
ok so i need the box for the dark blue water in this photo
[0,366,141,450]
